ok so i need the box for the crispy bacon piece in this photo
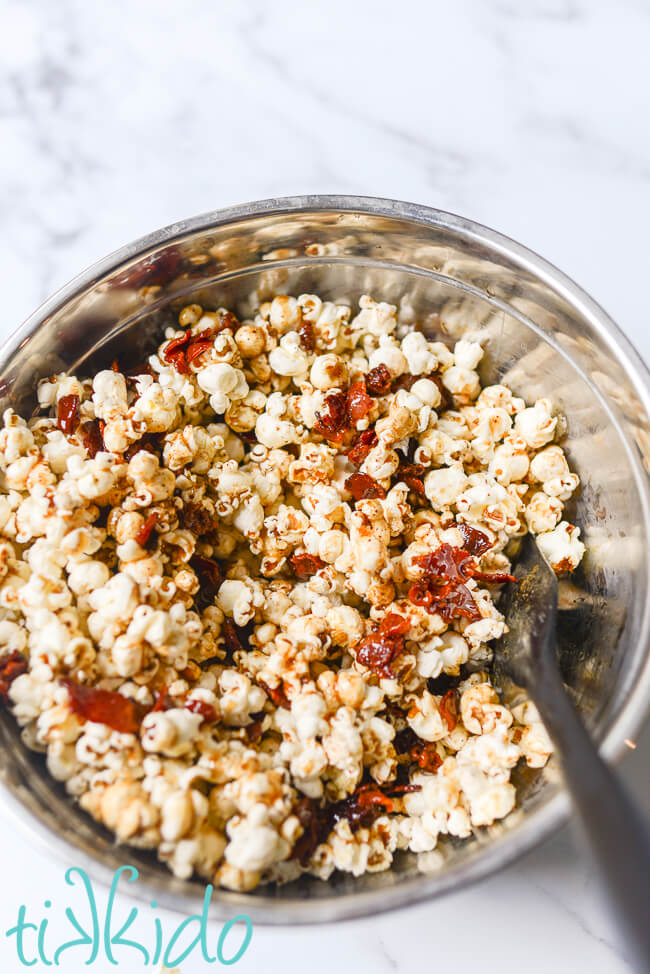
[313,389,348,443]
[347,429,378,466]
[314,379,375,443]
[411,742,443,773]
[151,687,174,712]
[365,364,392,396]
[0,651,28,702]
[344,472,386,501]
[329,779,421,832]
[408,543,480,622]
[289,552,326,579]
[298,321,315,351]
[81,419,105,458]
[393,723,444,773]
[346,379,373,423]
[394,452,426,496]
[290,777,421,865]
[258,679,290,709]
[439,689,459,732]
[355,612,410,678]
[222,619,246,658]
[124,434,160,463]
[185,699,217,723]
[63,680,147,735]
[408,543,515,622]
[391,372,417,392]
[190,554,223,604]
[57,394,80,435]
[245,717,265,743]
[470,567,517,584]
[162,328,214,374]
[458,523,492,557]
[135,512,158,547]
[290,797,324,865]
[181,502,215,536]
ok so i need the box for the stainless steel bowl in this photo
[1,196,648,923]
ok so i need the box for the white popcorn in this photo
[536,521,585,573]
[400,332,437,375]
[269,332,310,379]
[197,363,249,414]
[424,463,468,510]
[514,398,557,449]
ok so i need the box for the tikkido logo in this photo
[5,866,253,967]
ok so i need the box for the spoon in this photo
[493,534,650,972]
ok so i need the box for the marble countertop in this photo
[1,0,649,971]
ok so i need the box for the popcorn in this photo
[536,521,585,573]
[0,293,586,893]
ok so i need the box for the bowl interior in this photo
[1,200,648,922]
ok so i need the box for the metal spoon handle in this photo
[534,685,650,973]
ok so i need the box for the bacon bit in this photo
[313,389,348,443]
[470,567,517,584]
[439,689,459,732]
[0,651,28,702]
[411,743,443,773]
[393,725,419,754]
[427,672,461,696]
[314,380,375,443]
[393,723,444,772]
[135,512,158,547]
[345,472,386,501]
[185,339,214,365]
[185,699,217,723]
[180,502,215,536]
[391,372,417,392]
[347,429,378,466]
[124,434,159,462]
[290,797,324,865]
[458,523,492,557]
[365,364,392,396]
[57,394,80,435]
[394,452,426,496]
[298,321,316,351]
[245,718,265,743]
[289,552,326,579]
[190,554,222,604]
[408,543,480,622]
[331,783,394,828]
[221,619,246,659]
[63,680,147,734]
[379,613,410,638]
[162,328,214,374]
[220,311,240,333]
[258,679,290,710]
[346,379,373,423]
[151,687,174,712]
[355,612,410,678]
[291,777,421,865]
[81,419,105,458]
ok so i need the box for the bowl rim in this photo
[1,194,649,924]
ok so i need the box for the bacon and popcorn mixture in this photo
[0,293,584,891]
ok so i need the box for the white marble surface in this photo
[0,0,649,970]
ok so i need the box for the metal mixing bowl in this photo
[0,196,648,923]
